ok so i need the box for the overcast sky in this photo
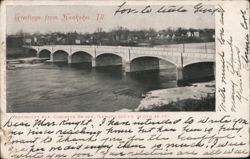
[7,5,215,35]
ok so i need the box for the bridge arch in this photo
[28,47,38,52]
[129,56,177,72]
[70,51,92,63]
[27,48,37,57]
[183,61,215,82]
[183,59,215,68]
[38,49,51,58]
[53,50,69,62]
[96,53,123,67]
[131,54,179,66]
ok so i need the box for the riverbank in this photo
[7,57,49,64]
[118,81,215,112]
[136,81,215,111]
[7,57,49,70]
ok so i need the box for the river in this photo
[7,62,177,112]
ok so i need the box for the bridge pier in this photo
[68,55,72,64]
[92,58,96,67]
[124,62,131,72]
[176,67,183,82]
[50,53,53,62]
[122,59,127,65]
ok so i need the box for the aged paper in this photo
[0,0,249,158]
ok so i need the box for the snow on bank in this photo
[135,81,215,111]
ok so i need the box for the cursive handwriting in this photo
[226,37,238,76]
[194,3,224,15]
[1,115,248,158]
[240,10,248,30]
[114,2,191,15]
[156,5,187,13]
[235,78,248,103]
[218,87,226,111]
[217,28,225,45]
[241,34,249,64]
[230,80,237,112]
[218,51,226,84]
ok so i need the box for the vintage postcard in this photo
[0,0,249,158]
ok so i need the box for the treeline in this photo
[9,27,215,47]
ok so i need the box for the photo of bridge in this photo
[25,45,215,82]
[6,4,216,112]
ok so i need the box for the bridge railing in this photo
[29,45,215,58]
[31,45,214,51]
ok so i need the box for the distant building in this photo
[172,34,176,39]
[187,31,192,37]
[25,38,32,43]
[75,39,81,44]
[194,31,200,37]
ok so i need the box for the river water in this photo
[7,62,177,112]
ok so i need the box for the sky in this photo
[6,4,215,35]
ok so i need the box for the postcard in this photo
[0,0,249,158]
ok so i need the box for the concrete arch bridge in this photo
[25,45,215,81]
